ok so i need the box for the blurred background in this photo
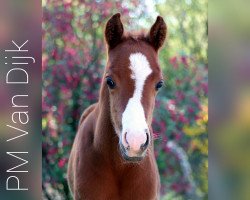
[42,0,208,199]
[209,1,250,200]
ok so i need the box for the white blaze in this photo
[121,53,152,153]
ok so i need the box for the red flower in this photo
[58,158,67,168]
[181,56,188,66]
[178,113,188,124]
[170,56,178,69]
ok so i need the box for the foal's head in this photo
[104,13,167,162]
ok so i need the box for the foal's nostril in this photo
[140,131,149,150]
[124,132,130,150]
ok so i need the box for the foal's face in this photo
[104,14,167,162]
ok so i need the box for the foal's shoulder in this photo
[78,103,98,128]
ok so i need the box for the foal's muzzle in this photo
[119,131,150,162]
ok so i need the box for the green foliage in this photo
[161,191,184,200]
[157,0,208,64]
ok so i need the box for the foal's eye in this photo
[155,80,164,91]
[106,77,116,89]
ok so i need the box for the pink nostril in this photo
[124,132,130,150]
[124,132,128,144]
[140,131,149,150]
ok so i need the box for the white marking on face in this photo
[121,52,152,153]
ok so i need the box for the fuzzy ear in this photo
[148,16,167,51]
[105,13,124,49]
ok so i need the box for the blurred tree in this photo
[156,0,208,64]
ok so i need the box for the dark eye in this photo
[155,80,164,91]
[106,77,116,89]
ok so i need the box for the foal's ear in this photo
[148,16,167,51]
[105,13,124,49]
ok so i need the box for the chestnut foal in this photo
[67,13,167,200]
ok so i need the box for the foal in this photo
[67,13,167,200]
